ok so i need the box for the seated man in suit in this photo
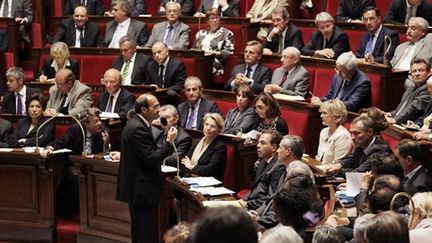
[112,36,150,85]
[145,1,191,49]
[336,0,375,22]
[385,58,431,125]
[2,67,40,114]
[264,47,309,97]
[53,5,102,47]
[395,139,432,195]
[177,76,219,130]
[104,0,149,47]
[98,68,135,121]
[193,0,240,17]
[158,0,194,16]
[0,118,12,148]
[226,40,272,94]
[44,68,93,117]
[64,0,104,16]
[263,6,304,55]
[311,51,371,112]
[356,7,400,64]
[301,12,350,59]
[239,130,285,210]
[0,0,33,43]
[384,0,432,25]
[325,116,392,177]
[104,0,146,17]
[145,41,186,105]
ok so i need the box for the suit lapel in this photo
[412,39,425,58]
[252,64,261,81]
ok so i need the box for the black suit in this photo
[158,0,194,16]
[384,0,432,25]
[0,118,13,148]
[97,88,135,121]
[264,22,304,53]
[403,166,432,196]
[8,116,55,148]
[40,58,80,79]
[153,126,192,167]
[181,137,227,180]
[415,100,432,127]
[145,57,186,93]
[112,52,150,85]
[52,19,102,47]
[336,0,376,21]
[1,86,41,114]
[355,26,400,64]
[227,62,272,94]
[301,26,351,59]
[64,0,104,16]
[0,29,8,53]
[196,0,240,17]
[177,98,219,130]
[116,114,174,243]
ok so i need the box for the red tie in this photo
[279,71,289,88]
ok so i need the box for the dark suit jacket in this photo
[264,22,304,53]
[321,70,371,112]
[64,0,104,16]
[104,19,149,47]
[97,88,135,121]
[355,26,400,64]
[116,114,174,204]
[52,18,102,47]
[182,137,227,180]
[8,116,55,148]
[112,52,150,85]
[227,62,272,94]
[158,0,194,16]
[177,98,219,130]
[11,0,33,23]
[389,82,430,124]
[384,0,432,25]
[0,29,8,53]
[145,57,186,93]
[1,86,40,114]
[40,58,80,79]
[153,126,192,167]
[223,107,258,134]
[415,100,432,127]
[340,136,391,177]
[129,0,146,16]
[336,0,376,21]
[403,166,432,196]
[301,26,351,59]
[197,0,240,17]
[0,118,12,148]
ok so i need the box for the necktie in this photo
[246,66,252,79]
[2,0,9,17]
[279,71,289,88]
[186,105,196,129]
[121,60,130,84]
[365,34,374,54]
[323,38,328,49]
[59,93,68,109]
[106,95,114,113]
[78,27,84,47]
[278,34,284,53]
[16,93,23,115]
[406,6,413,25]
[165,25,174,47]
[337,80,347,99]
[159,65,165,85]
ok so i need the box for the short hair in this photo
[25,93,47,111]
[370,153,404,178]
[159,104,178,116]
[184,76,203,88]
[272,6,290,20]
[411,192,432,219]
[205,7,220,19]
[163,222,190,243]
[315,12,334,25]
[409,17,429,32]
[351,115,375,132]
[203,113,224,131]
[373,174,403,192]
[235,85,255,104]
[283,46,301,60]
[395,139,422,162]
[188,207,258,243]
[364,211,409,243]
[362,6,381,17]
[359,107,389,133]
[336,51,358,71]
[165,1,181,11]
[246,40,264,55]
[261,129,283,148]
[368,187,397,213]
[353,213,376,242]
[286,161,315,183]
[118,35,137,48]
[279,135,305,159]
[50,41,70,60]
[112,0,132,17]
[134,94,150,113]
[253,92,281,118]
[320,99,348,125]
[273,187,312,231]
[79,107,101,124]
[312,225,344,243]
[410,57,431,70]
[57,68,76,84]
[5,67,25,81]
[260,226,303,243]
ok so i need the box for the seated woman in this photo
[192,8,234,76]
[409,192,432,243]
[181,113,227,179]
[253,92,288,135]
[246,0,289,39]
[39,41,80,80]
[223,85,258,134]
[8,93,55,148]
[316,99,352,164]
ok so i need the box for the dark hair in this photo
[359,107,389,133]
[205,7,221,19]
[134,95,150,113]
[79,107,101,124]
[261,129,283,148]
[373,174,403,193]
[395,139,422,162]
[362,6,381,17]
[370,152,404,178]
[25,93,47,111]
[235,84,255,105]
[411,57,431,70]
[254,92,281,118]
[364,211,409,243]
[367,187,397,214]
[273,187,312,231]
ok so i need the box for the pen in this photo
[308,91,314,97]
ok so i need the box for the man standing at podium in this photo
[117,94,177,243]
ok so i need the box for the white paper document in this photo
[346,172,365,197]
[202,200,242,207]
[52,148,73,154]
[0,148,13,152]
[190,186,234,196]
[182,177,222,187]
[272,93,305,101]
[100,112,120,119]
[161,165,178,173]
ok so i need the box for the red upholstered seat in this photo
[313,68,335,97]
[280,109,310,149]
[326,0,339,17]
[306,67,316,93]
[53,0,63,17]
[147,0,159,16]
[31,23,43,48]
[79,55,116,83]
[381,133,398,153]
[213,98,236,117]
[344,29,363,54]
[301,26,315,44]
[368,73,381,107]
[55,124,69,139]
[177,57,196,76]
[222,144,235,190]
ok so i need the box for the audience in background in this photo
[194,0,240,17]
[0,0,33,43]
[253,92,289,135]
[384,0,432,25]
[223,85,258,134]
[312,225,345,243]
[64,0,104,16]
[363,211,409,243]
[158,0,193,16]
[336,0,376,22]
[40,42,80,80]
[260,225,303,243]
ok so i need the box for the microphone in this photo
[383,35,392,67]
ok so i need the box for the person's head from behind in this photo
[164,222,190,243]
[358,107,388,134]
[367,187,397,214]
[50,42,70,65]
[319,99,348,127]
[184,76,203,105]
[312,225,344,243]
[253,92,281,120]
[257,130,282,160]
[260,226,303,243]
[335,51,358,81]
[273,187,312,231]
[79,108,103,135]
[353,213,376,243]
[286,161,315,184]
[370,153,404,179]
[55,68,76,94]
[6,67,25,92]
[372,174,403,193]
[187,207,258,243]
[363,211,409,243]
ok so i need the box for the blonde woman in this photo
[409,192,432,243]
[40,42,80,80]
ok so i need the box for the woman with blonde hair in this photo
[409,192,432,243]
[39,41,80,80]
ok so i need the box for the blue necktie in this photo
[365,34,374,54]
[165,25,174,47]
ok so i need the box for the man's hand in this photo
[267,26,282,39]
[234,73,250,86]
[102,131,110,146]
[109,151,121,161]
[15,17,28,24]
[361,171,373,189]
[166,126,177,143]
[314,48,335,59]
[413,131,431,141]
[40,147,54,159]
[310,96,322,106]
[44,108,58,116]
[325,162,342,175]
[364,52,376,64]
[264,84,282,94]
[218,0,228,8]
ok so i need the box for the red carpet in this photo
[57,215,79,243]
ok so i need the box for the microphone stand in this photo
[383,35,392,67]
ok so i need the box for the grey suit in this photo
[391,36,432,69]
[144,21,191,49]
[270,64,309,97]
[46,80,93,116]
[104,18,149,47]
[223,107,258,134]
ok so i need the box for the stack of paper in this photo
[182,177,222,187]
[190,186,235,196]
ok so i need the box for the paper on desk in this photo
[272,93,305,101]
[161,165,177,173]
[100,112,120,119]
[202,200,242,208]
[190,186,234,196]
[242,130,260,140]
[52,148,73,154]
[182,177,222,187]
[346,172,365,197]
[0,148,13,152]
